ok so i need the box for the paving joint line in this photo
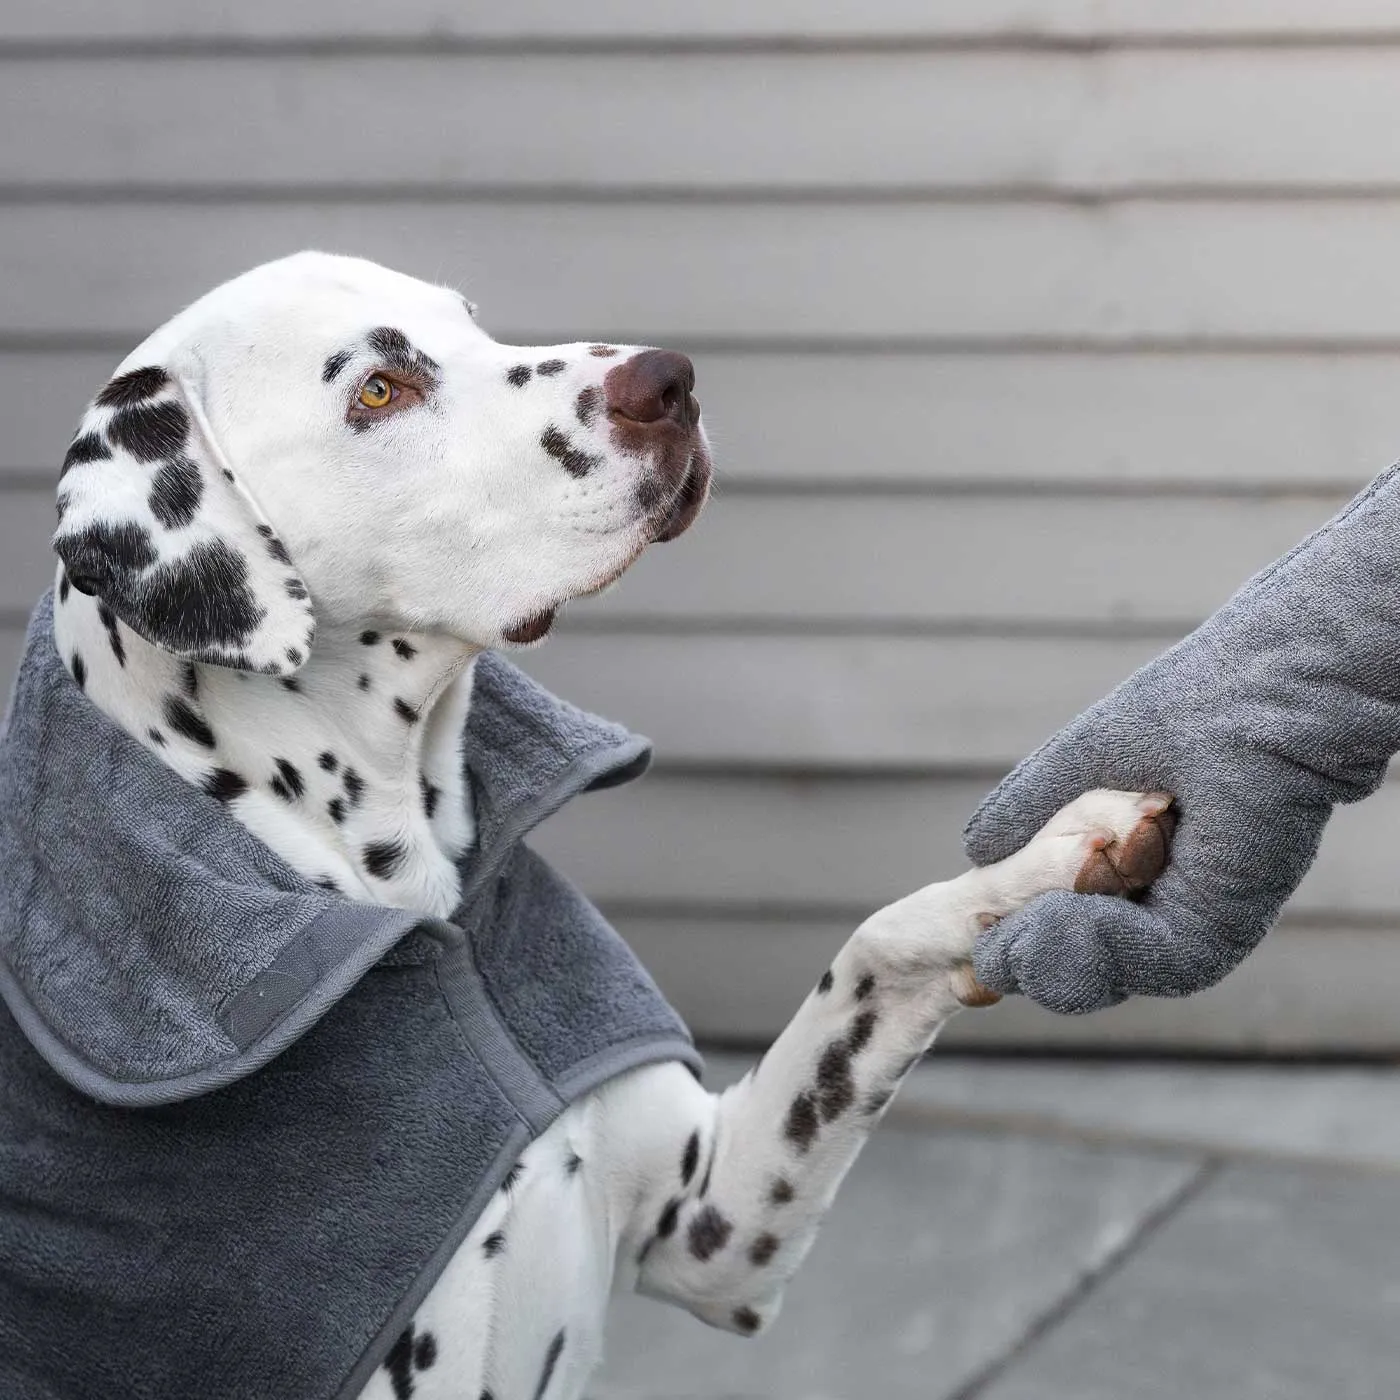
[942,1157,1219,1400]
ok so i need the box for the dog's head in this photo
[52,251,711,674]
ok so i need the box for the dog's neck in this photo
[51,579,481,918]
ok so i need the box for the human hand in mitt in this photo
[963,465,1400,1013]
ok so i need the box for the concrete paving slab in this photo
[889,1057,1400,1171]
[595,1125,1200,1400]
[977,1161,1400,1400]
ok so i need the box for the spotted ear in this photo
[52,363,315,675]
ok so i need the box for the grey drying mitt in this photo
[964,464,1400,1013]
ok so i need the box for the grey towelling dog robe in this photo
[0,593,701,1400]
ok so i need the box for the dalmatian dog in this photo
[48,252,1173,1400]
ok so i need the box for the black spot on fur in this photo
[61,431,111,477]
[61,535,268,659]
[749,1232,780,1267]
[540,424,602,479]
[281,676,302,694]
[202,768,247,803]
[575,385,603,427]
[148,456,203,529]
[848,1008,878,1053]
[483,1230,506,1258]
[97,602,126,667]
[698,1151,714,1199]
[322,349,353,384]
[274,758,304,799]
[393,697,419,724]
[58,572,71,604]
[327,797,346,824]
[180,661,199,697]
[343,768,365,806]
[414,1335,437,1376]
[363,838,407,880]
[565,1150,583,1176]
[360,630,380,645]
[589,345,619,358]
[536,359,566,377]
[420,774,440,819]
[769,1177,795,1206]
[680,1131,700,1186]
[784,1092,819,1152]
[816,1040,855,1122]
[533,1330,566,1400]
[733,1306,762,1335]
[687,1205,733,1261]
[107,399,189,463]
[854,974,876,1000]
[70,652,86,690]
[95,365,169,409]
[318,751,338,772]
[285,577,308,600]
[358,673,371,691]
[314,876,341,893]
[658,1198,680,1238]
[147,727,165,746]
[392,638,417,660]
[500,1161,524,1192]
[506,364,531,387]
[57,520,157,595]
[817,969,834,995]
[383,1322,437,1400]
[266,537,292,566]
[367,326,440,380]
[285,646,303,667]
[163,694,215,749]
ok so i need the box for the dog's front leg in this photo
[615,790,1171,1336]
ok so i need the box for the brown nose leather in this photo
[604,350,697,429]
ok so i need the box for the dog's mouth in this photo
[501,444,712,647]
[501,607,558,645]
[651,447,712,544]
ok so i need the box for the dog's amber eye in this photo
[358,376,394,409]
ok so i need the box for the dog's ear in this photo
[52,361,315,675]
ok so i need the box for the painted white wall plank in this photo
[7,1,1400,44]
[15,202,1400,345]
[17,52,1400,193]
[521,632,1163,768]
[586,493,1334,628]
[536,772,1397,917]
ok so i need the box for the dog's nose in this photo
[604,350,698,430]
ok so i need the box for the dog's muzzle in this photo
[605,349,712,543]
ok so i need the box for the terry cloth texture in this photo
[0,591,700,1400]
[964,463,1400,1014]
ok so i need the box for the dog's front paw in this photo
[1037,789,1176,896]
[953,790,1174,1008]
[985,788,1175,913]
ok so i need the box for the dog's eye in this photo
[358,376,395,409]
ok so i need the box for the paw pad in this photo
[1073,794,1176,897]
